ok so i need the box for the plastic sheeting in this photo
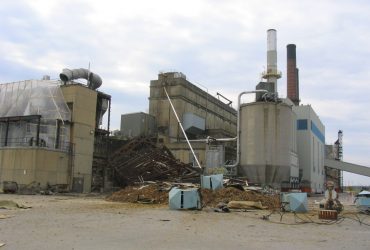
[0,80,71,150]
[0,80,70,120]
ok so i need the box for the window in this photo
[297,119,308,130]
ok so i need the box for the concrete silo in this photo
[238,100,298,188]
[237,29,299,188]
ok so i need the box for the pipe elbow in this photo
[59,68,102,90]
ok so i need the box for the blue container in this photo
[281,192,308,213]
[201,174,223,190]
[169,187,201,210]
[355,197,370,211]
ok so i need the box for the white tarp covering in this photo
[0,80,70,121]
[0,80,71,150]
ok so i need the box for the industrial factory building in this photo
[119,29,370,192]
[294,105,325,193]
[237,30,299,189]
[121,71,238,171]
[149,72,237,168]
[118,29,323,190]
[0,69,111,193]
[286,43,325,193]
[2,29,369,195]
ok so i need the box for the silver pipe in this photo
[224,90,268,168]
[59,68,102,90]
[163,86,202,169]
[187,136,237,143]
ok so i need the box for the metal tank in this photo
[238,101,297,188]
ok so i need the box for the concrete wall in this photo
[294,105,325,193]
[0,148,69,190]
[61,84,97,193]
[166,142,206,167]
[149,72,237,165]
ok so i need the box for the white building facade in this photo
[293,105,325,193]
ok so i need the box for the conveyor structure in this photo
[324,159,370,178]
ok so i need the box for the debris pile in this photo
[200,188,280,209]
[108,137,200,186]
[107,183,171,204]
[107,183,280,210]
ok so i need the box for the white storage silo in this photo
[238,101,298,188]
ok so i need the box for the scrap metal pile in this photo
[108,137,201,186]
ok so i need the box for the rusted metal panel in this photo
[318,210,338,220]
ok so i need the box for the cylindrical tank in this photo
[239,101,296,188]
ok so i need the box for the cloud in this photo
[1,0,370,185]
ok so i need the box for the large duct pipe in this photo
[287,44,299,105]
[59,68,102,90]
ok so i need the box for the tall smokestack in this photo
[262,29,281,94]
[287,44,299,105]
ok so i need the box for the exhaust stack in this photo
[287,44,300,105]
[262,29,281,94]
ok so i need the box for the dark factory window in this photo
[297,119,308,130]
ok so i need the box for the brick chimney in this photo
[287,44,299,105]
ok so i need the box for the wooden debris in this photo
[108,137,200,186]
[227,201,267,210]
[107,183,169,204]
[200,187,280,209]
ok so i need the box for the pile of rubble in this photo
[200,188,280,209]
[106,183,280,210]
[108,137,200,186]
[107,183,171,204]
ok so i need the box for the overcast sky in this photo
[1,0,369,185]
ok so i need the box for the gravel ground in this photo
[0,193,369,250]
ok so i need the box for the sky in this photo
[1,0,369,185]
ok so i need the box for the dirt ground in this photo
[0,193,369,250]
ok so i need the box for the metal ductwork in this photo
[59,68,102,90]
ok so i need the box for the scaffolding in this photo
[0,80,71,151]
